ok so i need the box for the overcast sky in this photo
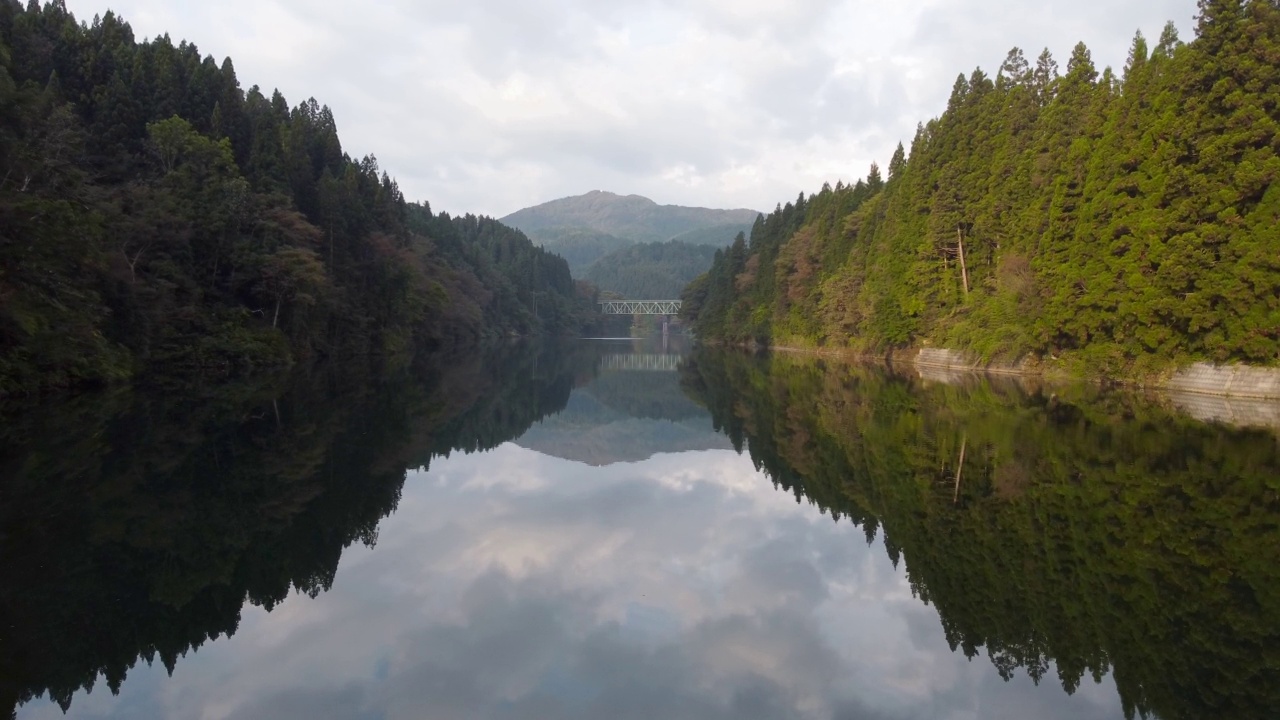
[64,0,1199,216]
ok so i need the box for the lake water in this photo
[3,340,1278,719]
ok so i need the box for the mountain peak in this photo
[498,191,760,275]
[500,190,759,244]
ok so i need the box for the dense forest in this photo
[0,339,606,718]
[0,1,603,397]
[683,0,1280,374]
[583,239,720,299]
[681,348,1280,720]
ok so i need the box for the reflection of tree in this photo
[682,349,1280,720]
[0,341,584,718]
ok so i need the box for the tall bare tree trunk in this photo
[957,226,970,296]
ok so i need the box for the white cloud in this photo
[61,0,1199,216]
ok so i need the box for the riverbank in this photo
[741,342,1280,431]
[731,341,1280,402]
[912,348,1280,401]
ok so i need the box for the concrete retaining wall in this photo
[1163,363,1280,400]
[914,348,977,371]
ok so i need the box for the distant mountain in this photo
[584,240,720,299]
[500,191,760,274]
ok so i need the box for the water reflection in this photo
[5,343,1279,719]
[681,349,1280,720]
[516,338,731,465]
[0,342,585,718]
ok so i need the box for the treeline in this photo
[0,1,600,396]
[683,1,1280,373]
[584,239,720,299]
[681,348,1280,720]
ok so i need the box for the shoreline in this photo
[727,342,1280,402]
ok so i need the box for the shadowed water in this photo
[3,342,1278,720]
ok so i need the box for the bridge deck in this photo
[600,300,682,315]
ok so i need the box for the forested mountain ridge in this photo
[683,1,1280,374]
[501,190,758,273]
[502,190,758,244]
[0,1,600,396]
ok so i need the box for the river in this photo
[3,340,1278,719]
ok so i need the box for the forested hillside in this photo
[502,190,758,245]
[583,240,719,299]
[0,1,599,396]
[684,1,1280,373]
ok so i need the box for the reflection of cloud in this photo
[21,445,1125,720]
[62,0,1198,217]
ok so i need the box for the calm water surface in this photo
[3,340,1278,719]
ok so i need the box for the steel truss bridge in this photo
[599,300,682,315]
[599,353,683,372]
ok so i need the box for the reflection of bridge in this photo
[599,354,683,372]
[600,300,682,315]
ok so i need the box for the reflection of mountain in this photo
[516,387,730,465]
[682,348,1280,720]
[515,365,732,465]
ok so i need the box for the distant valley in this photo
[501,191,760,298]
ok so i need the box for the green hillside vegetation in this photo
[682,349,1280,720]
[0,1,602,396]
[518,226,633,275]
[683,2,1280,374]
[583,240,720,299]
[668,222,756,247]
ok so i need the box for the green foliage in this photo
[685,7,1280,371]
[0,2,598,395]
[518,226,633,275]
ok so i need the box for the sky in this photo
[62,0,1200,217]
